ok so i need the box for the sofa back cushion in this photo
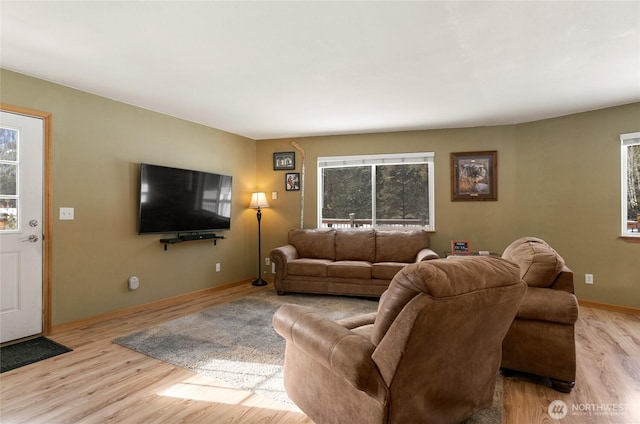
[502,237,565,288]
[288,229,336,260]
[335,229,375,261]
[375,230,430,263]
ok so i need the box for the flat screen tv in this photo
[138,163,233,234]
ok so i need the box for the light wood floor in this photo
[1,282,638,423]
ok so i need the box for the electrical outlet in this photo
[265,258,270,266]
[585,273,594,285]
[59,207,74,220]
[128,276,139,290]
[216,263,221,272]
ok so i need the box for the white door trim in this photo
[1,103,52,336]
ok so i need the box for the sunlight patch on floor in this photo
[157,374,301,413]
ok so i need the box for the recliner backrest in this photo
[369,256,526,423]
[502,236,565,288]
[371,256,523,345]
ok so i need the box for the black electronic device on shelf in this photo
[159,233,225,250]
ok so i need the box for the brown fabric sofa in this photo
[501,237,579,393]
[269,228,439,297]
[273,256,527,424]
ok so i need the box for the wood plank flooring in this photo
[1,282,638,423]
[503,305,640,424]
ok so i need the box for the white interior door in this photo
[0,111,44,343]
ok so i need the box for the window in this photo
[0,127,19,231]
[318,152,435,230]
[621,132,640,236]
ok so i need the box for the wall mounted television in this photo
[138,163,233,235]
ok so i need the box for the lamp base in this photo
[251,277,269,287]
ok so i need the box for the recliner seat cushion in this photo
[502,237,565,288]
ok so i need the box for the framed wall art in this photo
[285,172,300,191]
[273,152,295,170]
[451,151,497,201]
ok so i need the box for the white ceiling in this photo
[1,1,639,140]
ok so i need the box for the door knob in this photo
[21,234,39,243]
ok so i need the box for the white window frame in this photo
[620,131,640,237]
[317,152,435,230]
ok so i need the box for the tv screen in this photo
[138,163,233,234]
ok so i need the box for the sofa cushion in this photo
[375,230,430,263]
[336,229,375,262]
[371,262,407,280]
[289,228,336,260]
[502,237,565,288]
[328,261,372,279]
[288,258,333,277]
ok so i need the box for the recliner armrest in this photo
[273,304,387,401]
[516,286,578,324]
[336,312,377,330]
[550,266,575,293]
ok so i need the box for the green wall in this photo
[516,106,640,308]
[2,68,638,328]
[257,104,640,309]
[1,69,260,325]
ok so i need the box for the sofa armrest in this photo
[269,245,298,287]
[273,304,387,401]
[416,248,439,262]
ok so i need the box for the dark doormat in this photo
[1,337,72,373]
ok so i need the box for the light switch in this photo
[272,191,278,200]
[60,207,74,220]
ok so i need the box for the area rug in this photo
[114,290,502,422]
[0,337,72,373]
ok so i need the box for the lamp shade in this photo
[249,192,270,209]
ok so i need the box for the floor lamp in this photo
[249,192,270,286]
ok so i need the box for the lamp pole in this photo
[252,205,267,286]
[249,192,269,286]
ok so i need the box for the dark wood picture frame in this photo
[451,151,497,201]
[273,152,295,170]
[285,172,300,191]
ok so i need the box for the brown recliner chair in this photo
[273,256,526,424]
[501,237,579,393]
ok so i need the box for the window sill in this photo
[619,235,640,243]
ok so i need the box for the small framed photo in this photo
[451,240,471,255]
[285,172,300,191]
[451,151,497,201]
[273,152,295,170]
